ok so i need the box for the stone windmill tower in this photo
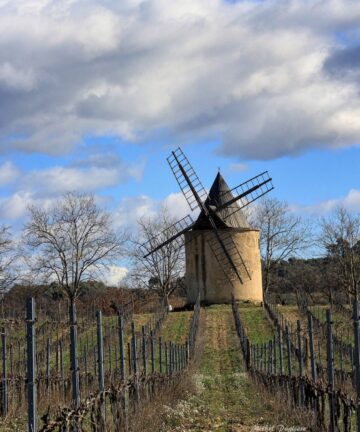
[142,148,273,304]
[185,172,263,304]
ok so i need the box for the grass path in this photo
[159,311,193,343]
[160,305,296,432]
[238,305,274,343]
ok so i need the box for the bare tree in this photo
[252,197,311,295]
[24,192,125,301]
[129,207,185,306]
[0,226,17,289]
[320,206,360,301]
[23,192,125,406]
[0,226,18,316]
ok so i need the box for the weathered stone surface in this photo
[185,228,262,304]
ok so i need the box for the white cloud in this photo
[0,62,37,91]
[294,189,360,215]
[0,1,360,158]
[22,166,121,196]
[0,161,19,185]
[0,192,32,220]
[127,159,147,182]
[163,192,193,221]
[0,191,55,220]
[0,152,146,222]
[4,151,145,198]
[114,195,159,230]
[104,265,128,287]
[114,191,196,232]
[343,189,360,210]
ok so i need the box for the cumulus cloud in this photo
[0,161,19,185]
[0,1,360,158]
[104,265,128,287]
[21,166,121,196]
[0,192,55,221]
[0,150,145,222]
[4,150,145,198]
[113,195,159,230]
[163,192,193,221]
[293,189,360,215]
[113,191,195,232]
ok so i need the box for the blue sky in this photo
[2,136,360,226]
[1,0,360,282]
[138,144,360,208]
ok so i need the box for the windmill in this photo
[141,147,274,304]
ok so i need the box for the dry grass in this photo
[0,310,163,430]
[278,305,302,325]
[142,305,315,432]
[0,304,332,431]
[129,311,205,432]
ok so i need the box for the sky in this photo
[1,0,360,284]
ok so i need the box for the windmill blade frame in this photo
[167,147,208,211]
[205,221,249,286]
[140,214,195,258]
[145,147,272,291]
[207,241,238,289]
[206,229,252,284]
[166,147,251,286]
[216,171,274,220]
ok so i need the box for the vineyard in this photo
[0,295,199,431]
[1,294,360,431]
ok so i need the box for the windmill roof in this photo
[193,172,251,229]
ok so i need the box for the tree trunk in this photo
[329,288,333,306]
[263,265,271,301]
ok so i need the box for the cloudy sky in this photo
[1,0,360,282]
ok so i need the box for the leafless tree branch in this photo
[128,207,185,305]
[251,197,312,294]
[23,192,127,302]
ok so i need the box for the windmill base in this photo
[185,229,263,304]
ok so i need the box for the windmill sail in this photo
[207,230,251,284]
[140,214,195,258]
[216,171,273,220]
[189,173,253,284]
[143,148,273,299]
[194,172,250,229]
[167,148,208,211]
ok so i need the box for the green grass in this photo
[159,311,192,343]
[45,312,157,373]
[278,304,354,376]
[238,305,274,343]
[160,305,299,432]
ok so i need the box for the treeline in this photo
[0,192,189,319]
[1,192,360,315]
[2,281,162,319]
[253,199,360,308]
[266,257,339,305]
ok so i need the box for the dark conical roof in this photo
[193,172,251,229]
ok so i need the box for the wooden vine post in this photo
[326,309,336,432]
[353,300,360,432]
